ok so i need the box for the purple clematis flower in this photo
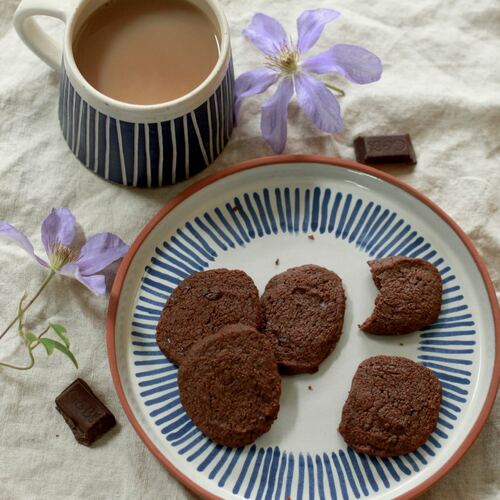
[235,9,383,153]
[0,208,128,295]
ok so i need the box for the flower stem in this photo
[0,324,51,371]
[0,349,34,370]
[29,325,51,350]
[0,270,56,342]
[18,292,27,339]
[325,83,346,97]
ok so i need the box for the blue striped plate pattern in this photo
[112,162,495,499]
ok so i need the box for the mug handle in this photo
[13,0,72,71]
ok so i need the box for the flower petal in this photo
[243,13,288,56]
[59,263,106,295]
[41,208,76,258]
[234,69,280,119]
[301,44,383,83]
[0,221,48,267]
[74,232,128,276]
[296,9,341,54]
[77,274,106,296]
[261,77,294,154]
[295,73,343,133]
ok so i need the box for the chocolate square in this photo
[354,134,417,165]
[55,378,116,446]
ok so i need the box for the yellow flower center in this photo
[50,244,78,270]
[266,46,300,76]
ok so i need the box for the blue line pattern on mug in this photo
[130,186,476,498]
[58,60,234,187]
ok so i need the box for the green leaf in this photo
[49,323,69,347]
[49,323,66,334]
[51,339,78,368]
[40,338,78,368]
[40,338,55,355]
[25,332,38,345]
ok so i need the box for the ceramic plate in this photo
[107,156,499,500]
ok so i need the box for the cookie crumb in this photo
[308,385,313,391]
[275,258,280,266]
[308,234,315,240]
[55,434,59,438]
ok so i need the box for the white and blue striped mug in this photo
[14,0,234,187]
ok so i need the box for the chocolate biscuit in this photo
[178,324,281,447]
[156,269,261,365]
[261,265,346,374]
[359,256,442,335]
[339,355,441,456]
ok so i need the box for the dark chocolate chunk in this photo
[55,378,116,446]
[354,134,416,165]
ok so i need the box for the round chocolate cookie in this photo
[156,269,261,365]
[178,324,281,447]
[261,264,346,374]
[359,256,442,335]
[339,355,441,456]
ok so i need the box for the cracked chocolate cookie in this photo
[359,256,442,335]
[339,355,441,456]
[178,323,281,447]
[156,269,261,365]
[261,264,346,374]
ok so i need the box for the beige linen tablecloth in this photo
[0,0,498,498]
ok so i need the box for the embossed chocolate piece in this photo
[55,378,116,446]
[354,134,417,165]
